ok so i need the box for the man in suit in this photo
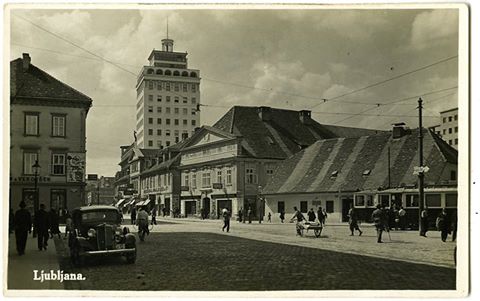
[35,204,50,251]
[14,201,32,255]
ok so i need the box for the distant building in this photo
[438,107,458,149]
[85,176,116,205]
[262,123,458,224]
[135,37,200,149]
[10,53,92,217]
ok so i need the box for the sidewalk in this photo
[7,233,64,290]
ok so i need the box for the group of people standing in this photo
[12,201,69,255]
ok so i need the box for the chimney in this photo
[299,110,312,124]
[22,53,31,71]
[258,106,271,121]
[392,122,409,139]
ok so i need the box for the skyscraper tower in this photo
[135,38,200,149]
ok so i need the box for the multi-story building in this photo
[135,38,200,149]
[438,107,458,149]
[10,53,92,217]
[177,106,381,219]
[85,176,116,205]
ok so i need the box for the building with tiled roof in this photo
[262,124,458,225]
[175,106,385,220]
[10,53,92,217]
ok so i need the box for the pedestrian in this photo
[247,207,252,224]
[307,208,316,222]
[436,208,450,242]
[136,206,149,240]
[130,206,137,225]
[290,206,306,236]
[267,212,272,223]
[323,208,328,226]
[393,206,400,231]
[451,210,457,242]
[14,201,32,255]
[35,204,50,251]
[151,206,157,225]
[238,207,243,223]
[348,205,363,236]
[317,207,325,226]
[279,210,285,223]
[371,204,386,243]
[420,208,429,237]
[222,208,231,232]
[398,206,407,230]
[65,211,73,239]
[49,208,61,239]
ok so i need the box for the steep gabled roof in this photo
[213,106,381,160]
[10,57,92,106]
[263,128,458,195]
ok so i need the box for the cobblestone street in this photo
[57,218,456,291]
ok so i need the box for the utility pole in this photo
[417,98,425,236]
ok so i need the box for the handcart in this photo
[298,221,323,238]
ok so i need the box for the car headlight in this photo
[87,228,96,237]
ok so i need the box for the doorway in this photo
[217,199,232,219]
[342,197,353,222]
[185,201,197,217]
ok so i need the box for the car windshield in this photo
[82,210,119,223]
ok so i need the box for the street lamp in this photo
[32,160,41,237]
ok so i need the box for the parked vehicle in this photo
[68,205,136,266]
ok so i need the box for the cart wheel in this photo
[314,229,321,238]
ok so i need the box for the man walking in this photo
[35,204,50,250]
[279,210,285,223]
[398,206,407,230]
[222,208,231,232]
[317,207,325,226]
[14,201,32,255]
[348,205,363,236]
[130,206,137,225]
[307,208,316,222]
[290,206,305,236]
[420,208,429,237]
[371,204,385,243]
[151,206,157,225]
[436,208,450,242]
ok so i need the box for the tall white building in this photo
[135,38,200,149]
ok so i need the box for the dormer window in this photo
[331,170,338,178]
[266,136,275,144]
[363,169,371,176]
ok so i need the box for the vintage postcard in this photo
[3,2,469,298]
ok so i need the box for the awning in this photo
[143,199,151,206]
[126,199,136,206]
[115,199,126,207]
[136,201,145,207]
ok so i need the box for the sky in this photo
[9,6,460,177]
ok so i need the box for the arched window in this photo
[181,71,189,77]
[190,72,197,78]
[165,70,172,76]
[147,69,154,74]
[156,69,163,75]
[173,70,180,76]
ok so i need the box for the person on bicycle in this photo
[136,206,149,240]
[290,206,305,236]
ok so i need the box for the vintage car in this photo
[68,205,136,265]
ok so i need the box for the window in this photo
[217,170,222,183]
[192,120,196,126]
[25,113,39,136]
[166,107,171,114]
[148,81,154,89]
[157,96,162,102]
[454,114,458,121]
[226,169,232,185]
[148,118,153,124]
[23,152,38,175]
[191,97,196,104]
[166,96,171,102]
[50,189,66,213]
[191,173,197,188]
[157,140,162,148]
[443,129,446,135]
[183,97,188,104]
[148,106,153,113]
[354,195,365,207]
[191,109,196,115]
[174,108,179,114]
[445,194,457,207]
[148,140,153,147]
[166,83,170,91]
[326,201,334,213]
[266,169,274,175]
[278,201,285,213]
[442,117,446,123]
[51,153,65,175]
[455,138,458,145]
[166,130,171,136]
[184,174,189,187]
[300,201,308,213]
[449,128,452,134]
[449,140,452,145]
[51,115,66,137]
[425,194,441,207]
[379,194,390,207]
[174,97,179,103]
[202,171,211,187]
[166,141,170,146]
[175,136,179,143]
[174,119,179,125]
[148,95,153,101]
[174,130,179,137]
[166,119,171,125]
[454,126,458,133]
[157,118,162,124]
[192,84,197,92]
[245,167,257,184]
[174,83,179,92]
[183,119,188,125]
[448,116,452,122]
[366,195,374,207]
[183,84,187,92]
[182,131,188,140]
[157,82,162,91]
[157,129,162,136]
[147,129,153,136]
[331,170,338,178]
[157,107,162,113]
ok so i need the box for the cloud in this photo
[410,9,458,50]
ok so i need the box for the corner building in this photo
[135,38,200,149]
